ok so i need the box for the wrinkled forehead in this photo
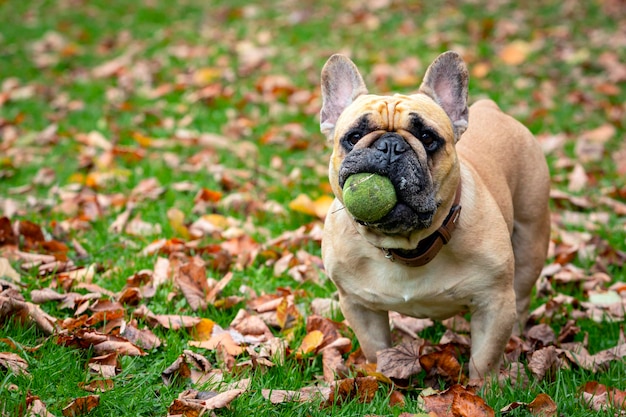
[337,94,453,137]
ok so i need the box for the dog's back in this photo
[457,99,551,330]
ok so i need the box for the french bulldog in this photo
[320,51,550,379]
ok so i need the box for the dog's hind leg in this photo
[511,206,550,334]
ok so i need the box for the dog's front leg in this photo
[338,294,391,363]
[468,289,517,379]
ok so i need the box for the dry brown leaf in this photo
[528,346,560,381]
[206,271,233,303]
[420,349,463,382]
[120,323,161,350]
[377,340,425,380]
[581,381,626,412]
[174,257,209,311]
[230,309,272,337]
[87,352,119,378]
[321,346,348,383]
[188,331,244,356]
[0,217,17,247]
[389,389,407,408]
[204,388,245,409]
[501,393,557,416]
[78,379,115,393]
[26,393,55,417]
[61,395,100,417]
[162,354,192,386]
[57,329,146,356]
[0,351,29,375]
[261,386,330,404]
[422,384,494,417]
[162,350,215,386]
[0,257,20,282]
[325,376,379,406]
[527,393,558,416]
[132,305,202,330]
[0,295,58,335]
[526,323,556,348]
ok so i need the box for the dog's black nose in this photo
[374,133,409,163]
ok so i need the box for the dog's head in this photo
[321,52,468,245]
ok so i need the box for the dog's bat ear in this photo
[418,51,469,139]
[320,54,368,138]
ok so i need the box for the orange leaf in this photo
[296,330,324,357]
[527,393,558,416]
[192,318,215,341]
[422,384,494,417]
[499,40,531,66]
[195,188,223,203]
[61,395,100,417]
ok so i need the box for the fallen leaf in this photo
[56,329,146,356]
[581,381,626,412]
[377,340,425,380]
[188,331,244,356]
[0,295,58,335]
[528,346,560,381]
[261,386,330,404]
[527,393,558,416]
[0,257,21,282]
[296,330,324,357]
[422,384,494,417]
[61,395,100,417]
[288,194,334,219]
[325,376,379,406]
[26,393,55,417]
[0,351,29,375]
[78,379,115,393]
[419,349,463,382]
[526,323,556,348]
[174,257,210,311]
[499,40,531,65]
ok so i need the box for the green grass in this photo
[1,0,625,416]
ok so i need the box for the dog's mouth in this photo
[352,194,437,234]
[339,169,438,234]
[337,130,439,234]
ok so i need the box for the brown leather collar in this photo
[381,182,462,267]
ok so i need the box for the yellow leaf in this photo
[68,173,85,184]
[205,214,229,229]
[290,194,333,219]
[313,195,334,220]
[289,194,316,216]
[132,132,152,147]
[192,318,215,341]
[296,330,324,357]
[193,67,223,86]
[276,297,288,330]
[167,208,189,239]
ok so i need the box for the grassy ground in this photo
[1,0,625,416]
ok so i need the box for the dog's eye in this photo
[347,132,362,146]
[420,132,438,152]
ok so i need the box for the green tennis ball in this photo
[343,173,397,222]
